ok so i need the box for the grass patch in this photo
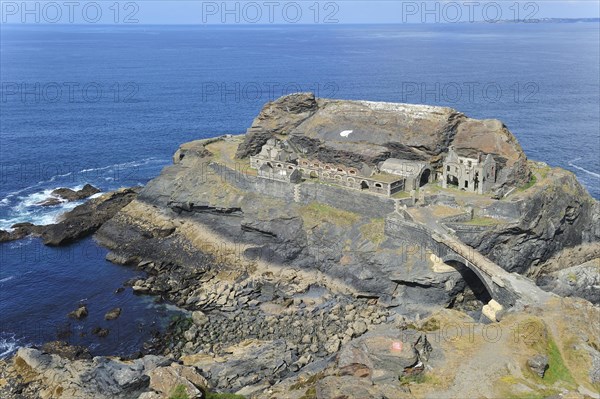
[290,372,325,391]
[205,393,246,399]
[359,218,385,246]
[298,202,360,228]
[518,174,537,192]
[392,190,411,199]
[168,385,190,399]
[299,386,317,399]
[464,216,502,226]
[290,372,324,399]
[543,337,576,386]
[399,373,433,386]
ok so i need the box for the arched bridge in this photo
[385,216,551,315]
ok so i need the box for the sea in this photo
[0,23,599,358]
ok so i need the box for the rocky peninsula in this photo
[1,94,599,399]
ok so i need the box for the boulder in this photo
[50,184,101,202]
[146,363,208,399]
[68,305,88,320]
[105,308,122,321]
[92,327,110,338]
[191,311,209,327]
[527,354,549,378]
[41,341,92,361]
[337,328,426,385]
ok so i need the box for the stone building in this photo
[258,162,301,183]
[250,138,302,183]
[441,146,497,194]
[296,157,405,196]
[379,158,433,191]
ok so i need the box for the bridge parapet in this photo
[385,215,549,310]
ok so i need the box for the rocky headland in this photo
[1,94,599,399]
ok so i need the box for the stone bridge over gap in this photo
[385,216,552,316]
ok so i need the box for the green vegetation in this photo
[298,202,360,228]
[205,392,246,399]
[392,190,410,199]
[518,174,537,192]
[168,385,189,399]
[399,373,430,385]
[298,386,317,399]
[289,372,324,399]
[359,218,385,245]
[290,372,325,391]
[464,216,502,226]
[529,162,551,180]
[542,337,575,386]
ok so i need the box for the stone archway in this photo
[419,168,431,187]
[445,260,493,308]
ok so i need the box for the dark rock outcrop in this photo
[41,187,140,246]
[41,341,92,361]
[104,308,122,321]
[68,305,88,320]
[37,184,101,206]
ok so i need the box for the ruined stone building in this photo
[441,146,497,194]
[251,139,497,196]
[251,139,302,183]
[251,138,426,196]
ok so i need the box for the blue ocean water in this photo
[0,23,599,356]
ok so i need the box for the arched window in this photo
[349,170,356,175]
[375,183,382,188]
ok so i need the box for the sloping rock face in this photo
[454,168,600,275]
[236,93,530,192]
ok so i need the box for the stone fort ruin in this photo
[250,138,498,196]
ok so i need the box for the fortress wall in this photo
[297,182,395,218]
[384,216,444,259]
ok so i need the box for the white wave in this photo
[0,276,14,283]
[0,157,166,204]
[0,334,21,358]
[0,194,82,230]
[569,158,600,179]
